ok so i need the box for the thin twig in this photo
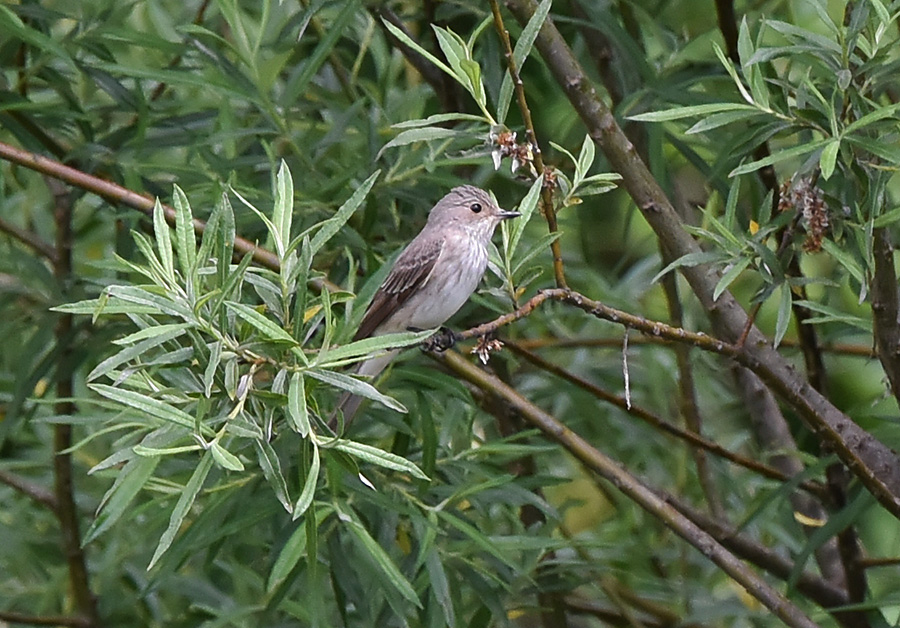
[489,0,567,289]
[507,341,828,498]
[0,216,58,263]
[0,610,90,627]
[0,469,58,512]
[48,178,100,626]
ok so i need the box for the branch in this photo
[0,610,90,627]
[489,1,567,288]
[0,140,338,291]
[0,469,58,512]
[871,227,900,404]
[507,341,827,499]
[0,217,57,263]
[49,178,100,627]
[502,0,900,519]
[434,349,820,628]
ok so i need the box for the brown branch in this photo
[515,335,877,357]
[506,341,828,499]
[0,610,91,627]
[434,349,820,628]
[871,227,900,404]
[489,0,567,289]
[48,178,100,627]
[0,140,341,292]
[502,0,900,519]
[0,469,58,512]
[0,216,58,263]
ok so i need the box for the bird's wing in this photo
[353,234,444,340]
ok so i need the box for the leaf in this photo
[342,511,421,608]
[392,113,487,128]
[306,368,406,413]
[713,258,751,302]
[287,372,310,436]
[505,175,543,261]
[498,0,552,124]
[111,323,192,346]
[88,326,187,382]
[210,439,244,471]
[90,384,198,431]
[307,171,380,257]
[148,450,213,569]
[315,329,433,368]
[651,251,723,284]
[203,341,222,398]
[377,127,462,158]
[272,160,293,258]
[267,520,308,592]
[172,185,197,282]
[152,200,175,283]
[730,139,830,176]
[255,440,292,513]
[819,139,840,180]
[628,102,759,122]
[226,302,298,345]
[380,18,454,79]
[329,439,429,480]
[293,440,319,520]
[774,282,792,348]
[83,455,159,545]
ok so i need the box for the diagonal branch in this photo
[434,349,820,628]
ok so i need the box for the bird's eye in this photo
[470,202,482,213]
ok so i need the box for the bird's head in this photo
[426,185,521,239]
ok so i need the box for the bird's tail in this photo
[330,349,398,430]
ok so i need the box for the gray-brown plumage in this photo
[336,185,520,424]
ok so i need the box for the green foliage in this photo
[2,0,900,627]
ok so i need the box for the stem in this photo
[489,0,567,289]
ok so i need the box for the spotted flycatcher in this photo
[337,185,520,423]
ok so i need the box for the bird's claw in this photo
[419,327,458,353]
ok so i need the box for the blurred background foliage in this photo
[2,0,900,627]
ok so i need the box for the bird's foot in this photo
[419,326,458,353]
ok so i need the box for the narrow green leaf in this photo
[133,444,203,457]
[293,440,319,520]
[203,341,222,398]
[377,127,462,158]
[651,251,723,284]
[107,285,193,319]
[267,521,308,591]
[218,194,236,287]
[872,206,900,228]
[153,200,175,282]
[628,102,758,122]
[316,329,433,368]
[172,185,197,281]
[819,139,840,180]
[148,450,213,569]
[287,372,310,436]
[210,439,244,471]
[425,548,456,626]
[83,456,159,545]
[306,369,406,413]
[713,258,751,302]
[90,384,197,431]
[820,239,864,284]
[308,171,380,257]
[392,113,486,128]
[226,301,298,344]
[112,323,192,346]
[329,439,429,480]
[255,440,292,513]
[774,282,792,348]
[380,18,454,78]
[273,160,293,258]
[505,175,543,260]
[730,139,830,176]
[88,327,187,382]
[342,512,421,607]
[498,0,552,123]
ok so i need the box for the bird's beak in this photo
[497,209,521,220]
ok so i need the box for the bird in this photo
[335,185,521,426]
